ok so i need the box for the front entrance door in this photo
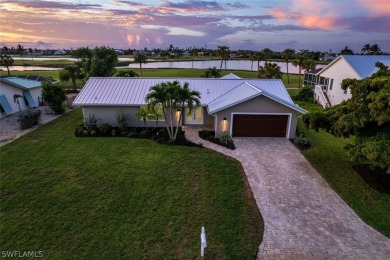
[185,107,203,125]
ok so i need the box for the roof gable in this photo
[318,55,390,78]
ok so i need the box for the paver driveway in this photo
[184,128,390,260]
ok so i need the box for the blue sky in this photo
[1,0,389,52]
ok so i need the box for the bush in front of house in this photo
[292,86,314,102]
[84,114,98,131]
[74,124,201,147]
[17,109,42,130]
[199,130,236,150]
[292,134,311,149]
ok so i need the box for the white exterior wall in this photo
[82,106,174,128]
[319,58,360,106]
[28,87,43,107]
[0,82,28,115]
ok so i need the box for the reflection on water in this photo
[5,59,325,73]
[128,60,325,73]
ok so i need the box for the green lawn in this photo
[0,109,263,259]
[296,102,390,237]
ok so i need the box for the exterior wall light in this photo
[222,117,228,132]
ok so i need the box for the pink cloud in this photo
[358,0,390,16]
[268,7,342,30]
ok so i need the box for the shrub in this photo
[84,114,98,131]
[116,110,128,132]
[91,130,97,136]
[199,130,235,150]
[74,125,85,137]
[293,86,314,102]
[41,81,66,114]
[99,123,112,136]
[82,130,89,136]
[111,129,117,136]
[218,131,235,149]
[17,109,41,130]
[292,134,311,149]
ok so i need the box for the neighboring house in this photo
[313,55,390,108]
[73,75,306,138]
[54,50,67,55]
[303,68,323,87]
[0,77,43,117]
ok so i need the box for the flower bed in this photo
[199,130,235,150]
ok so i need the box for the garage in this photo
[232,114,288,137]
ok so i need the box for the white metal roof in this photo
[73,77,306,114]
[318,55,390,79]
[208,81,307,114]
[220,73,242,79]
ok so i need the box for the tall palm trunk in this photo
[298,66,301,88]
[286,60,290,84]
[220,59,223,70]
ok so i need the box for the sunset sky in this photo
[1,0,389,52]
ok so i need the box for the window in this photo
[329,79,334,90]
[344,87,348,94]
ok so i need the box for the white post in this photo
[201,226,207,257]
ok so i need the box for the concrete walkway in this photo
[0,107,60,147]
[184,127,390,260]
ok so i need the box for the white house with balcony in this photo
[313,55,390,108]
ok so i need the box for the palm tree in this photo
[254,51,263,71]
[361,44,371,54]
[145,81,200,141]
[134,53,147,76]
[17,44,24,61]
[292,54,305,88]
[302,59,316,74]
[135,106,154,130]
[257,63,282,79]
[369,44,381,55]
[249,52,255,71]
[216,45,230,70]
[173,82,201,139]
[200,67,221,78]
[59,64,84,92]
[0,54,14,75]
[261,48,273,64]
[281,48,295,84]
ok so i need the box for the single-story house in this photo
[314,55,390,108]
[73,74,307,138]
[0,77,43,117]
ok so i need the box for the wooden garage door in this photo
[232,115,288,137]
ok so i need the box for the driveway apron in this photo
[184,128,390,260]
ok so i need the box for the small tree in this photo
[135,106,154,130]
[134,53,147,76]
[302,62,390,171]
[59,64,84,92]
[115,70,138,77]
[216,45,229,70]
[200,67,221,78]
[145,81,201,141]
[257,63,282,79]
[0,54,14,75]
[41,81,66,114]
[89,46,118,77]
